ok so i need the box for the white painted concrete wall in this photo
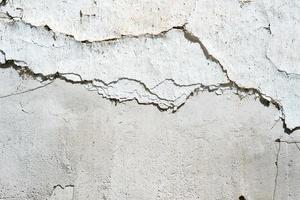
[0,0,300,199]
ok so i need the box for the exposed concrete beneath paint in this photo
[1,2,300,130]
[0,19,228,110]
[0,72,295,200]
[1,0,300,199]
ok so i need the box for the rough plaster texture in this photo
[0,0,300,199]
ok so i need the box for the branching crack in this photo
[181,26,299,134]
[0,17,299,133]
[0,59,229,113]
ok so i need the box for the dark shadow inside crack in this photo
[0,0,7,6]
[239,195,246,200]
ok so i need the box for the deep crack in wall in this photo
[0,0,300,199]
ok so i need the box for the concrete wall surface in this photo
[0,0,300,199]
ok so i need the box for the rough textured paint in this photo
[0,0,300,199]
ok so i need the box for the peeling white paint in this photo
[0,0,196,41]
[186,0,300,129]
[0,0,300,199]
[0,19,227,110]
[1,0,299,128]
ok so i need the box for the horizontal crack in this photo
[52,184,74,190]
[275,138,300,144]
[0,59,229,113]
[0,11,187,43]
[0,17,299,133]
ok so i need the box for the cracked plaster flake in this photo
[0,0,300,199]
[1,71,299,200]
[0,0,196,41]
[0,19,228,109]
[0,0,300,129]
[186,0,300,129]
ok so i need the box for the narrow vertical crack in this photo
[273,139,281,200]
